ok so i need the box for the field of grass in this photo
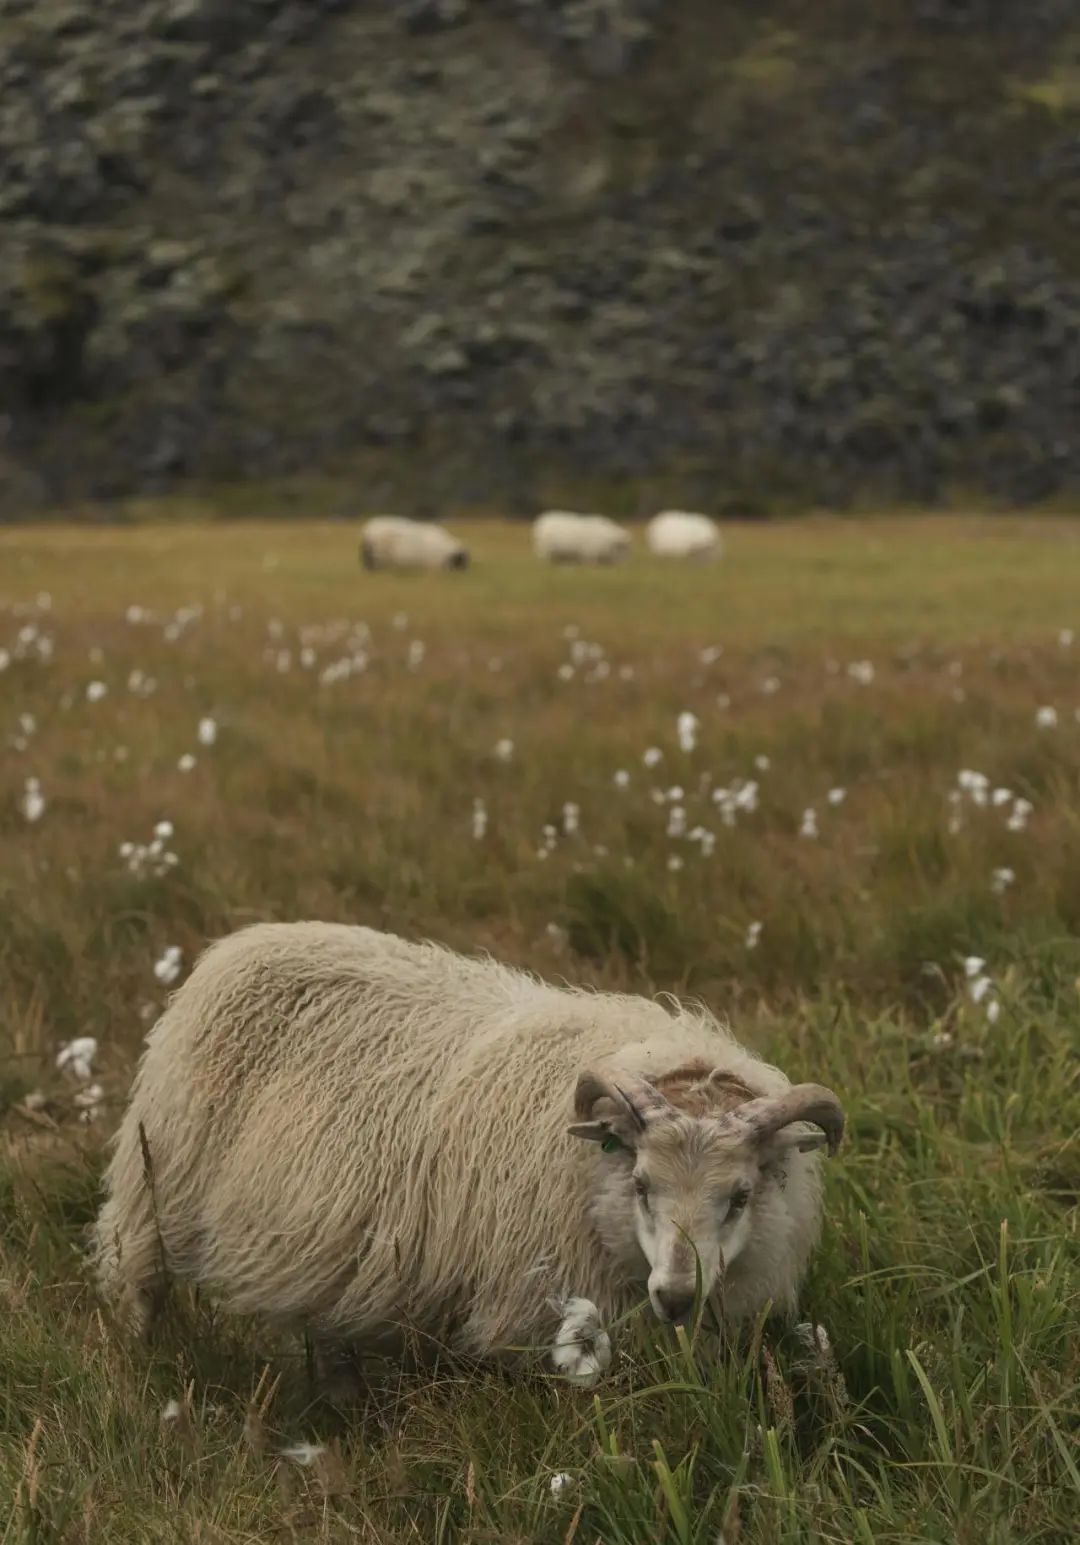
[1,514,1078,1543]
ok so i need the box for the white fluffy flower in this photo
[968,974,992,1005]
[280,1444,326,1466]
[745,920,763,949]
[643,746,663,768]
[963,955,985,978]
[986,999,1001,1024]
[549,1473,576,1497]
[73,1083,105,1122]
[550,1297,611,1388]
[1007,798,1033,832]
[472,798,488,840]
[562,802,580,837]
[86,680,108,702]
[197,717,218,747]
[1035,705,1058,729]
[613,769,630,789]
[19,777,45,822]
[799,807,819,839]
[991,866,1015,896]
[177,753,197,773]
[847,660,875,685]
[754,754,771,772]
[827,787,847,806]
[493,738,514,763]
[676,711,699,753]
[56,1037,97,1082]
[154,945,183,986]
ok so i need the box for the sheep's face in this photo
[569,1068,844,1324]
[624,1117,758,1321]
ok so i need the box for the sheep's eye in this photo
[633,1176,650,1207]
[601,1135,624,1154]
[726,1187,751,1217]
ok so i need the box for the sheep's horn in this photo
[574,1070,670,1131]
[732,1083,845,1155]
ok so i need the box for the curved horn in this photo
[734,1083,845,1155]
[573,1069,670,1131]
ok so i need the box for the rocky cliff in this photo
[2,0,1080,514]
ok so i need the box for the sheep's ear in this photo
[567,1119,627,1149]
[771,1129,829,1155]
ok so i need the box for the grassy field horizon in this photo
[1,515,1077,1541]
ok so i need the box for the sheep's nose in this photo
[654,1286,695,1323]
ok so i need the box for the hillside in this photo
[2,0,1080,514]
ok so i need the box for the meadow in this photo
[1,514,1078,1543]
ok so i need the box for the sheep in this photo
[360,516,469,572]
[93,922,844,1373]
[533,510,632,565]
[646,510,723,561]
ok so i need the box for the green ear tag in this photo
[601,1135,622,1154]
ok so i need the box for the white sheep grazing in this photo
[533,511,632,565]
[647,511,723,560]
[360,516,469,571]
[93,923,844,1370]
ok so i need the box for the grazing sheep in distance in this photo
[93,923,844,1371]
[647,510,723,560]
[360,515,469,571]
[533,510,632,565]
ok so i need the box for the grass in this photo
[1,513,1078,1542]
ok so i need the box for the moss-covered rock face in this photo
[1,0,1079,511]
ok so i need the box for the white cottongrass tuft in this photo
[549,1473,576,1497]
[847,660,875,685]
[177,753,197,773]
[1059,628,1074,647]
[677,711,699,753]
[754,754,771,772]
[280,1444,327,1466]
[963,955,985,978]
[666,805,687,838]
[1035,705,1058,729]
[968,974,992,1005]
[991,866,1015,896]
[493,738,514,763]
[86,680,108,702]
[550,1297,611,1388]
[827,787,847,806]
[197,717,218,747]
[56,1037,97,1082]
[613,768,630,789]
[19,777,45,822]
[745,920,763,950]
[760,675,780,695]
[74,1083,106,1122]
[1007,797,1033,832]
[407,640,425,670]
[154,945,183,986]
[643,746,663,768]
[562,802,580,837]
[986,998,1001,1024]
[667,854,684,872]
[472,798,488,840]
[799,807,819,840]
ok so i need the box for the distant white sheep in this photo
[360,516,469,572]
[533,511,632,565]
[93,923,844,1370]
[647,511,723,560]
